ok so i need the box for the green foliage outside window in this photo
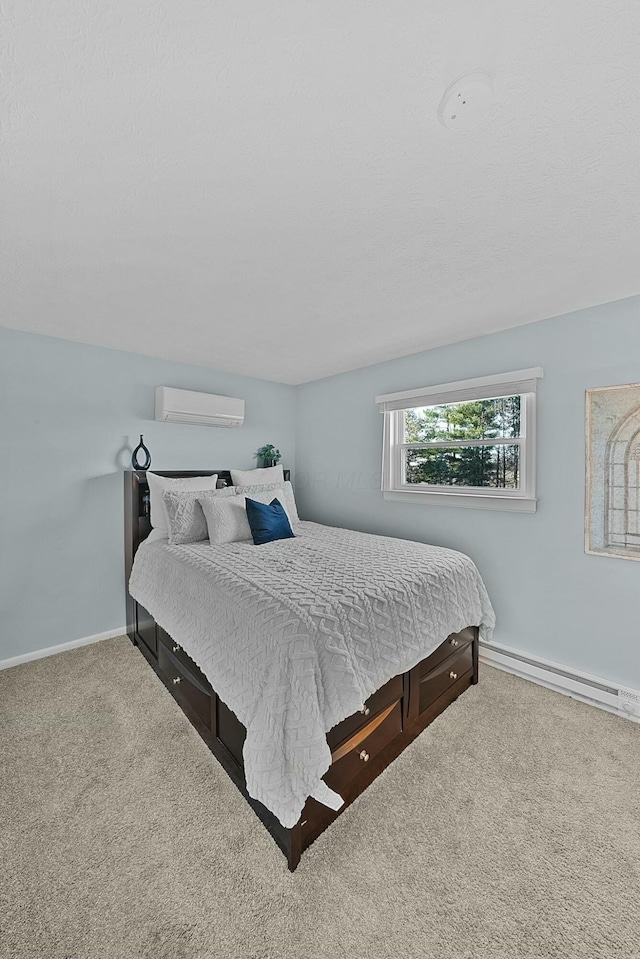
[404,397,521,489]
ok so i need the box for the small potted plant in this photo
[256,444,281,468]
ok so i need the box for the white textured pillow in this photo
[146,473,218,537]
[198,492,253,546]
[234,481,299,525]
[145,528,169,545]
[162,486,236,545]
[230,465,284,487]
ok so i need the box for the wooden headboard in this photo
[124,469,289,639]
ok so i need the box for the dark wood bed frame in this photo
[125,469,479,870]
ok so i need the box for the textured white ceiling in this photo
[2,1,639,384]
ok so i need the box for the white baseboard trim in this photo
[0,627,127,672]
[480,639,640,724]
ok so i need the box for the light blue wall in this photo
[295,295,640,688]
[4,298,640,683]
[0,326,295,661]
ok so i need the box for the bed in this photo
[125,469,495,870]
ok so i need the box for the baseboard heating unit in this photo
[479,640,640,724]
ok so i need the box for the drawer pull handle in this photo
[450,638,459,647]
[172,645,180,653]
[449,670,458,680]
[359,750,370,762]
[172,677,182,685]
[359,706,371,716]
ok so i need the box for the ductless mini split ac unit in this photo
[155,386,245,428]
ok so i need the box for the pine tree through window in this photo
[404,396,522,489]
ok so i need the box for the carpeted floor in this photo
[1,638,639,959]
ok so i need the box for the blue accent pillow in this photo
[245,497,295,546]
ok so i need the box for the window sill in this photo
[382,489,537,512]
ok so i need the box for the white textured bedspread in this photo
[128,522,495,828]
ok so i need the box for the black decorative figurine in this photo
[132,434,151,470]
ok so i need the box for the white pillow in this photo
[162,486,236,545]
[230,465,284,487]
[198,492,253,546]
[145,527,169,545]
[234,481,299,524]
[146,473,218,537]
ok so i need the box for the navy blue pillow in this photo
[245,497,295,546]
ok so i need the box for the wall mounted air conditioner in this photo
[155,386,245,428]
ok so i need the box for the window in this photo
[376,368,543,511]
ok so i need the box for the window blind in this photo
[375,367,543,413]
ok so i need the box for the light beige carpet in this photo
[1,637,639,959]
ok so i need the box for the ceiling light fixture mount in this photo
[438,72,494,131]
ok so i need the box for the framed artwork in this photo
[586,383,640,561]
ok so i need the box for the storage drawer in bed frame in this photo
[124,469,480,871]
[157,637,213,730]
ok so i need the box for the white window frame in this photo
[376,367,543,512]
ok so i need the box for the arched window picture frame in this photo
[586,383,640,561]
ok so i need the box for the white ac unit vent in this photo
[155,387,245,428]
